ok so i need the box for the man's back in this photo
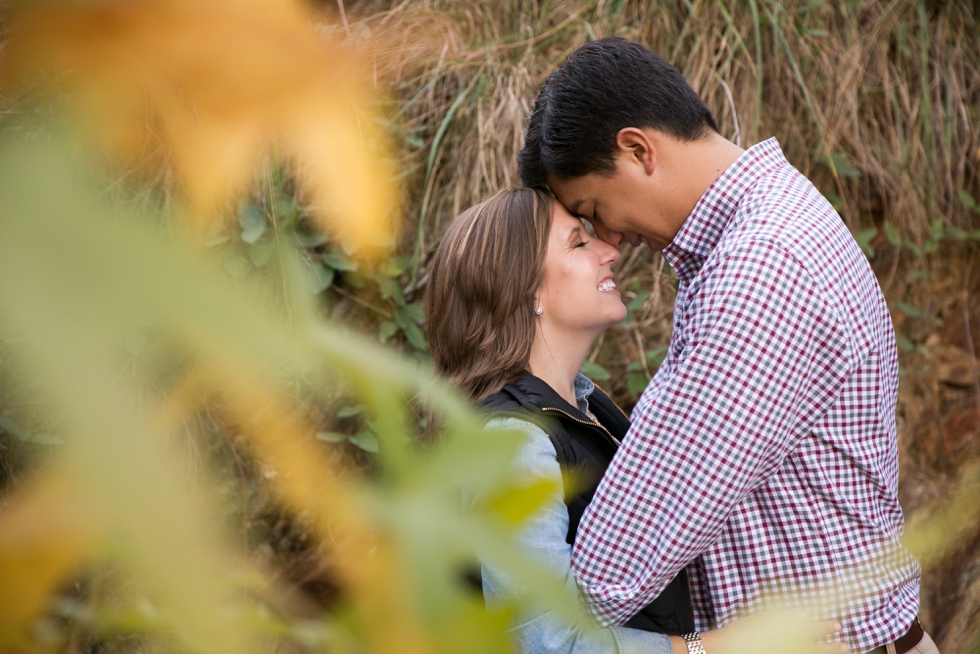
[571,139,920,652]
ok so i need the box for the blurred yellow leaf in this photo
[485,478,559,527]
[0,0,397,254]
[0,475,97,639]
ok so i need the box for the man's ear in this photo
[615,127,656,176]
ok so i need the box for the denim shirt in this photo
[479,374,673,654]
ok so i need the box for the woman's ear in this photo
[615,127,656,176]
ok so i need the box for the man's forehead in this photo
[546,175,589,214]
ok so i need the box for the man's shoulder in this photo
[738,163,843,235]
[721,163,866,280]
[707,165,890,358]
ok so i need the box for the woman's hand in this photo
[669,609,846,654]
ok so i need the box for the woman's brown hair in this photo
[424,187,552,402]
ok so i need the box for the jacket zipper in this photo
[540,406,622,448]
[686,566,695,627]
[592,386,632,423]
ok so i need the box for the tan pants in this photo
[886,631,939,654]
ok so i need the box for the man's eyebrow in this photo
[569,199,584,216]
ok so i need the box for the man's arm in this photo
[571,241,853,625]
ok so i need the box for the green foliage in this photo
[818,152,862,178]
[626,346,668,400]
[0,416,31,443]
[0,129,594,654]
[853,228,878,257]
[580,360,611,381]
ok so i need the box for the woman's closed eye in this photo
[574,239,589,249]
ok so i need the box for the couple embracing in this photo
[423,37,933,654]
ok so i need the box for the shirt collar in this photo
[662,138,788,285]
[574,373,595,413]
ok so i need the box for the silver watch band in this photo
[682,632,706,654]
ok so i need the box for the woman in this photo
[424,188,842,654]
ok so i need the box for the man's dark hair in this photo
[519,37,718,189]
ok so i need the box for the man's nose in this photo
[588,218,625,248]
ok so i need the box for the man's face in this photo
[547,150,676,252]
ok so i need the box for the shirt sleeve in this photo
[571,241,853,625]
[481,417,673,654]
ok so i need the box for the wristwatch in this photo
[682,632,706,654]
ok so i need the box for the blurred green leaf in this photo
[293,229,327,248]
[579,360,611,381]
[0,416,31,442]
[248,240,275,268]
[395,308,426,350]
[402,304,424,325]
[626,290,649,313]
[958,189,977,210]
[337,405,364,419]
[821,152,861,177]
[896,335,916,352]
[627,372,649,396]
[884,223,902,246]
[273,198,298,222]
[853,228,878,258]
[378,320,398,342]
[896,302,922,318]
[824,192,843,210]
[383,255,410,278]
[303,262,334,294]
[237,201,266,244]
[645,346,667,369]
[485,479,558,526]
[316,432,348,443]
[322,250,358,272]
[377,275,405,304]
[348,431,379,453]
[30,434,65,445]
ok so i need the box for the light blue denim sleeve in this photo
[479,417,673,654]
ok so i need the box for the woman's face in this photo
[536,202,628,338]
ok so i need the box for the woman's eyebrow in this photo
[565,226,583,245]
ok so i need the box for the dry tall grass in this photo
[358,0,979,243]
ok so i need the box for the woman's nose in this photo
[597,238,621,266]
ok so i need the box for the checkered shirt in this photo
[570,139,920,652]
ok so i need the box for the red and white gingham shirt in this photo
[571,139,920,652]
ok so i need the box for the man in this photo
[518,37,932,654]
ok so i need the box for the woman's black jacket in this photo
[480,370,695,636]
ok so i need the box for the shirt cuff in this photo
[610,626,673,654]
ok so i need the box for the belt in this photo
[869,617,924,654]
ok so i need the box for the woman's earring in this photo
[534,306,543,315]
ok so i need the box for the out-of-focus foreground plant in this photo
[0,0,585,652]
